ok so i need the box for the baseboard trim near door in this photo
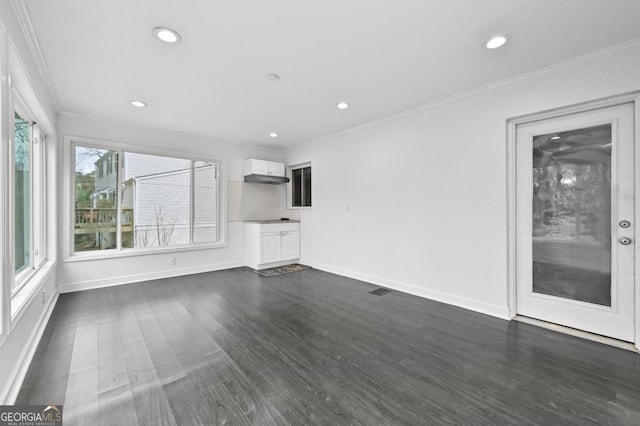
[303,259,510,320]
[514,315,638,353]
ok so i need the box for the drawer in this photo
[258,222,299,233]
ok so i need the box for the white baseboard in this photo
[302,259,510,320]
[254,259,301,270]
[59,261,244,293]
[1,292,59,404]
[63,256,509,316]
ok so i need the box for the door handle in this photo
[618,236,632,245]
[619,220,631,228]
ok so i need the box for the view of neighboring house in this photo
[93,150,118,205]
[75,149,217,251]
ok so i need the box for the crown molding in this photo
[10,0,61,112]
[57,110,285,155]
[287,37,640,153]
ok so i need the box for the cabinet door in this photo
[261,233,281,263]
[268,161,285,177]
[281,231,300,260]
[248,159,269,175]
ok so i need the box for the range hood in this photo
[244,174,290,184]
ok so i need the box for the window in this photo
[73,144,220,254]
[106,155,113,175]
[12,107,46,291]
[1,40,52,331]
[14,112,31,277]
[291,164,311,207]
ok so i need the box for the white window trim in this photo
[11,100,35,290]
[287,162,312,209]
[32,125,46,270]
[64,135,228,262]
[4,54,50,331]
[11,99,46,295]
[10,259,55,329]
[0,24,9,338]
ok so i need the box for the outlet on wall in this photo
[170,257,177,266]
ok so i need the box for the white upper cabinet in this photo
[267,161,285,177]
[244,159,285,177]
[244,159,269,175]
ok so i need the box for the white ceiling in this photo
[23,0,640,149]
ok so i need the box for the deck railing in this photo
[74,208,133,233]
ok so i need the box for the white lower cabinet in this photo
[281,231,300,260]
[245,222,300,269]
[261,233,282,263]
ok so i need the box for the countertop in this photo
[244,219,300,224]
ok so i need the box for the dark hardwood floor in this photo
[16,267,640,425]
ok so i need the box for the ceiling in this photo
[23,0,640,149]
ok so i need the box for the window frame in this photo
[1,33,56,335]
[11,94,46,294]
[66,136,227,261]
[288,162,312,209]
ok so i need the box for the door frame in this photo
[506,91,640,351]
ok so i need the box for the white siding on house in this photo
[94,150,117,193]
[128,163,218,247]
[135,169,191,247]
[122,180,134,209]
[194,163,217,243]
[123,152,190,181]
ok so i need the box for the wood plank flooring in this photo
[16,267,640,425]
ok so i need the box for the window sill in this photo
[64,240,228,263]
[10,260,56,329]
[287,206,312,210]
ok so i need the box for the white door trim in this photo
[506,91,640,351]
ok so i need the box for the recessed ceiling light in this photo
[130,100,147,108]
[484,34,510,49]
[269,132,279,138]
[264,73,280,82]
[153,27,181,43]
[336,102,350,110]
[551,135,561,140]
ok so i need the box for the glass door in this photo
[515,103,635,342]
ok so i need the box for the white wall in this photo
[57,112,288,292]
[0,1,59,404]
[286,41,640,319]
[0,273,56,404]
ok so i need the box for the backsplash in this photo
[228,180,300,222]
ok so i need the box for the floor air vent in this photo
[370,287,392,296]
